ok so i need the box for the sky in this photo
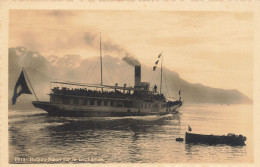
[9,10,253,98]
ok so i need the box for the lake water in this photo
[9,104,253,163]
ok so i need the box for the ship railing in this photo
[50,81,154,92]
[50,88,166,101]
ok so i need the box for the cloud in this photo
[83,32,140,66]
[83,32,97,46]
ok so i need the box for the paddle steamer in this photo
[32,63,182,117]
[14,35,182,117]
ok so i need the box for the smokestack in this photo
[135,66,141,87]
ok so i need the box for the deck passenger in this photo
[153,84,157,93]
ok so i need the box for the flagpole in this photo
[22,67,39,101]
[100,32,103,92]
[160,54,163,94]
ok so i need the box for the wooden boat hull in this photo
[32,101,181,117]
[185,132,247,146]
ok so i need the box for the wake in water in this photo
[9,109,179,133]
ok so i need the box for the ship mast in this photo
[160,54,163,94]
[100,32,103,91]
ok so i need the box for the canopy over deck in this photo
[51,81,153,93]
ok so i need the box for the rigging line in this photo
[156,70,160,84]
[120,66,132,85]
[103,61,120,85]
[88,60,100,84]
[122,65,132,84]
[155,70,160,84]
[87,59,100,82]
[116,61,132,84]
[100,32,103,86]
[151,56,163,88]
[163,70,169,97]
[160,54,163,94]
[153,70,160,88]
[150,65,159,86]
[83,58,98,82]
[22,67,39,101]
[150,72,157,88]
[102,61,113,82]
[103,62,116,85]
[82,62,93,82]
[107,63,128,85]
[104,59,130,85]
[149,68,157,84]
[162,70,166,96]
[149,66,159,85]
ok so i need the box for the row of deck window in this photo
[50,96,161,109]
[77,99,124,107]
[51,96,131,107]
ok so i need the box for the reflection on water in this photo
[9,104,253,163]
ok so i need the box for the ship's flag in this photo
[153,66,157,71]
[188,125,192,132]
[12,71,32,105]
[153,52,162,71]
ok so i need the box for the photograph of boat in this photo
[13,42,182,117]
[29,51,182,117]
[6,10,254,164]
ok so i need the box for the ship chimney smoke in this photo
[122,54,140,67]
[135,66,141,87]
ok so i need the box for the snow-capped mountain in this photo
[47,54,82,69]
[46,55,60,66]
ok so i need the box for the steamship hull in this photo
[32,101,182,117]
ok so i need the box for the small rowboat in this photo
[185,132,247,146]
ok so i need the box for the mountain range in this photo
[8,46,252,109]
